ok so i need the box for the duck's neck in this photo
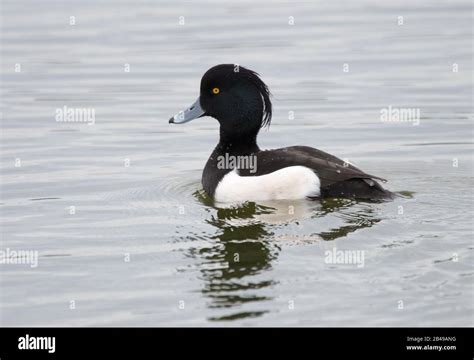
[216,128,260,155]
[202,127,260,197]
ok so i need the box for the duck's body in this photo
[170,64,393,202]
[203,145,392,202]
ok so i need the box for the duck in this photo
[169,64,393,202]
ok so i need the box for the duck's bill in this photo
[169,97,205,124]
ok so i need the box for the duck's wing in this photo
[239,146,391,199]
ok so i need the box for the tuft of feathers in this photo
[237,66,273,128]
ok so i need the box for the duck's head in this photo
[169,64,272,137]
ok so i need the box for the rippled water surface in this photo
[1,0,473,326]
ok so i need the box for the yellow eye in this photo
[212,87,220,94]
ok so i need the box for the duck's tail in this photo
[319,178,395,201]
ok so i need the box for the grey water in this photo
[0,0,473,326]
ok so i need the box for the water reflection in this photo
[316,199,382,241]
[191,192,279,320]
[189,190,382,321]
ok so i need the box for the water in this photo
[1,0,473,326]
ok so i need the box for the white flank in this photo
[214,166,320,202]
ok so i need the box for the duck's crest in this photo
[239,66,272,128]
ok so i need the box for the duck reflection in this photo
[190,194,279,320]
[313,198,382,241]
[190,190,382,321]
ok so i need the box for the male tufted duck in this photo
[169,64,393,202]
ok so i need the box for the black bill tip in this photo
[168,117,175,124]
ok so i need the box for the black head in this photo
[169,64,272,137]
